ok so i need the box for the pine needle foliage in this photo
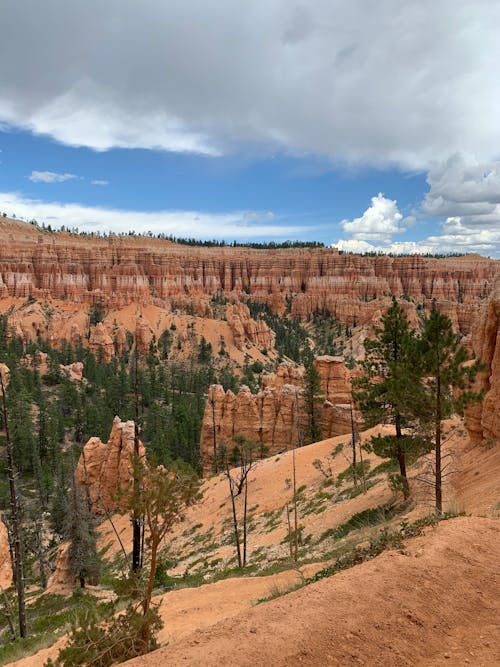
[353,298,425,497]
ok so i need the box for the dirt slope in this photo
[125,517,500,667]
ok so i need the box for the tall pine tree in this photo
[353,298,424,498]
[416,306,482,513]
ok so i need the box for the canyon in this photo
[0,218,497,336]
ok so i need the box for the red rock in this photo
[466,274,500,443]
[46,542,72,594]
[0,219,497,347]
[200,358,360,473]
[89,323,115,363]
[226,302,275,351]
[0,363,9,388]
[75,416,146,513]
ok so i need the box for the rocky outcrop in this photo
[0,363,9,388]
[62,361,84,381]
[46,542,72,594]
[135,318,154,354]
[200,358,359,472]
[466,274,500,443]
[0,219,497,338]
[314,355,354,404]
[89,323,115,363]
[22,352,84,381]
[0,518,12,590]
[75,417,146,513]
[261,362,305,389]
[226,302,275,351]
[200,383,301,472]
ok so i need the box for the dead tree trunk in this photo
[350,404,358,488]
[132,343,142,573]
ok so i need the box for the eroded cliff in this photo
[200,358,359,471]
[466,275,500,443]
[0,218,497,337]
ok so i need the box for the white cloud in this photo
[340,193,405,243]
[91,180,109,186]
[29,170,78,183]
[0,192,308,239]
[333,239,437,255]
[1,2,500,166]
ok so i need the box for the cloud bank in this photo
[0,192,306,240]
[1,1,500,167]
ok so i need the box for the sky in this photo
[1,1,500,256]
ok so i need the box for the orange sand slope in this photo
[125,516,500,667]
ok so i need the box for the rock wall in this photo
[200,358,359,472]
[0,218,497,336]
[466,274,500,443]
[75,416,146,513]
[226,302,275,351]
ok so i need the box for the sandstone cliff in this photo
[466,274,500,443]
[0,218,497,337]
[226,302,275,351]
[75,417,146,513]
[200,358,359,472]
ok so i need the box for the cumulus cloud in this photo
[340,193,406,243]
[91,180,109,186]
[0,192,308,239]
[29,170,78,183]
[419,153,500,255]
[1,2,500,166]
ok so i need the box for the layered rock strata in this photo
[200,358,359,472]
[0,219,497,336]
[75,416,146,513]
[226,302,275,351]
[466,274,500,443]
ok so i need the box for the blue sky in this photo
[1,1,500,256]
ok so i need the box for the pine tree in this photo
[353,298,424,498]
[416,306,483,513]
[65,478,101,588]
[302,361,323,445]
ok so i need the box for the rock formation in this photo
[89,323,115,363]
[261,362,305,389]
[22,352,84,381]
[466,274,500,443]
[0,363,9,388]
[135,317,154,354]
[0,518,12,590]
[46,542,72,594]
[75,416,146,513]
[226,302,275,351]
[0,219,497,342]
[200,358,359,472]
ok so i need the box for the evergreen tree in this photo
[65,479,101,588]
[302,361,323,445]
[416,306,482,513]
[353,298,424,498]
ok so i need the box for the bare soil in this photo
[125,517,500,667]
